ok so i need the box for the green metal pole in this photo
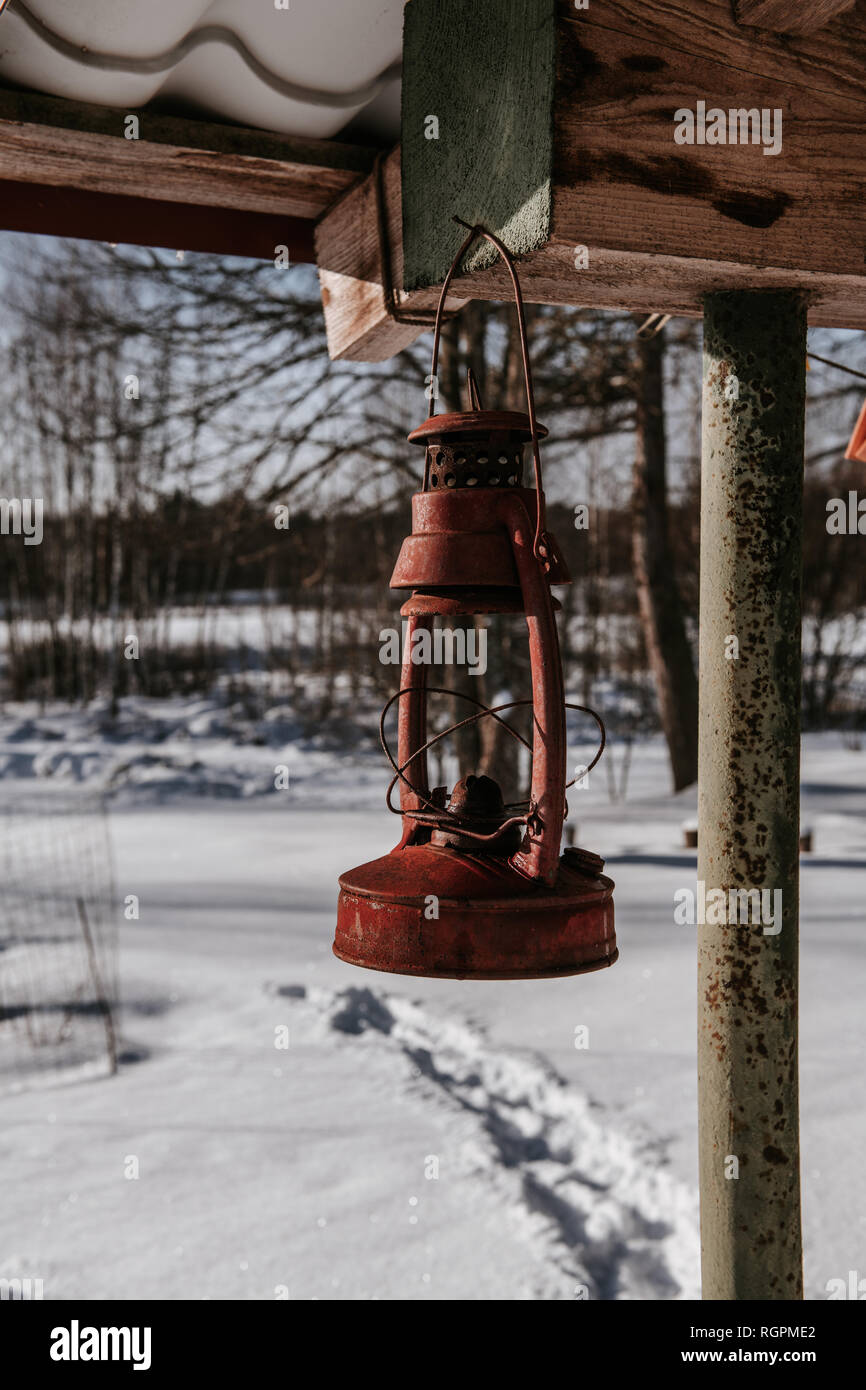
[698,290,807,1300]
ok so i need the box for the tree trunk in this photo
[631,318,698,790]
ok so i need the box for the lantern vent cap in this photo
[408,410,548,446]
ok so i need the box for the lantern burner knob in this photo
[449,773,504,818]
[430,773,524,854]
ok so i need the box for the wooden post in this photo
[697,289,807,1299]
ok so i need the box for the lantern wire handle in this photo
[429,218,551,571]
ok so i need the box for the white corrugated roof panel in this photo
[0,0,403,140]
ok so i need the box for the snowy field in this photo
[0,700,864,1301]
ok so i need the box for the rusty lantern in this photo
[333,223,616,979]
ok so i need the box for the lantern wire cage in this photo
[380,687,606,843]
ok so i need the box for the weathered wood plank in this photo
[316,147,469,361]
[551,0,865,280]
[0,84,375,221]
[0,87,378,174]
[462,244,866,330]
[567,0,866,94]
[401,0,557,289]
[733,0,857,34]
[316,144,866,360]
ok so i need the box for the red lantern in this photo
[333,225,616,979]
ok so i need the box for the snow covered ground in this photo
[0,700,864,1300]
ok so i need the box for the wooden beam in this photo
[316,148,469,362]
[401,0,556,290]
[319,0,866,358]
[551,0,865,284]
[0,85,376,238]
[733,0,857,34]
[0,178,316,261]
[316,143,866,359]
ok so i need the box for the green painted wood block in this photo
[401,0,556,292]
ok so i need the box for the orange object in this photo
[845,397,866,462]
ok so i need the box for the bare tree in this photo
[4,234,861,765]
[630,318,699,790]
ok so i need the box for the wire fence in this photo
[0,787,118,1089]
